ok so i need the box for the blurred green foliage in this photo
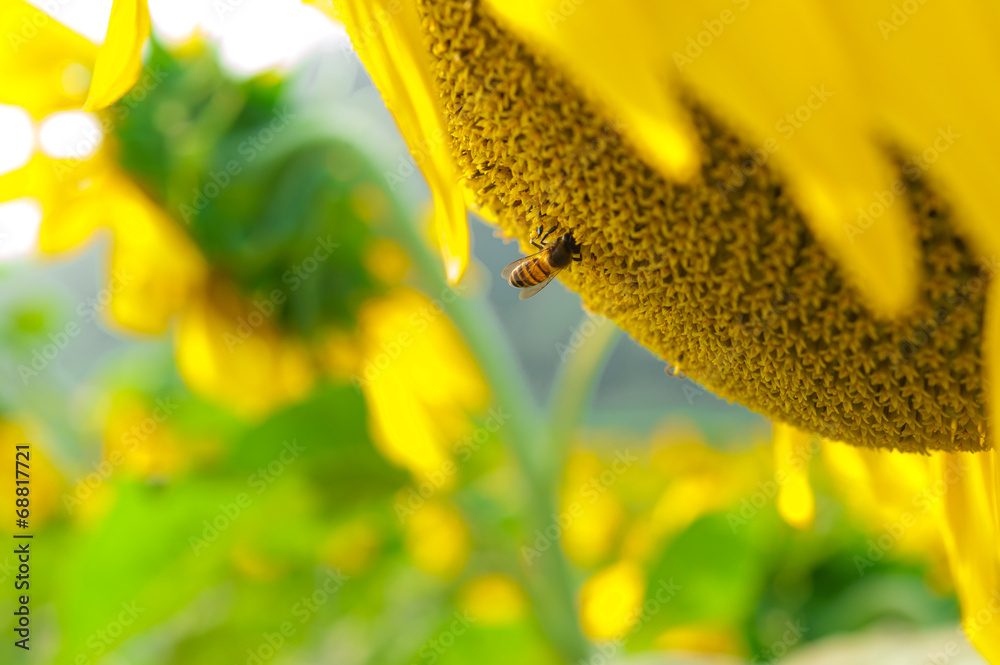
[113,41,388,337]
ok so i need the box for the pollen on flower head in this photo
[417,0,991,453]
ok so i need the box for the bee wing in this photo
[500,248,546,281]
[518,270,561,299]
[500,259,521,281]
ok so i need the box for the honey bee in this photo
[501,225,581,299]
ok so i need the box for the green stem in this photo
[371,170,644,661]
[545,316,621,477]
[447,293,589,663]
[383,210,591,663]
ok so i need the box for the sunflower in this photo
[309,0,1000,658]
[0,3,487,491]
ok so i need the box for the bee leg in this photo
[539,225,557,244]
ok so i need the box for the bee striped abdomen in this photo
[510,257,551,287]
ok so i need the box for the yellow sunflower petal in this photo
[0,420,62,532]
[821,442,948,573]
[562,450,625,566]
[0,154,52,207]
[4,152,206,319]
[1,151,131,254]
[357,288,487,482]
[83,0,151,111]
[365,366,452,480]
[834,0,1000,263]
[314,0,469,283]
[106,180,207,334]
[403,500,469,578]
[481,0,924,315]
[176,283,315,417]
[480,0,700,182]
[934,451,1000,662]
[579,560,645,640]
[0,0,96,117]
[458,574,528,625]
[772,422,815,530]
[103,392,187,479]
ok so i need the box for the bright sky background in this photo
[0,0,350,260]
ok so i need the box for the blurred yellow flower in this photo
[403,500,470,579]
[653,624,742,655]
[102,391,187,480]
[2,5,493,438]
[772,424,816,530]
[176,279,315,417]
[457,573,528,625]
[560,449,626,567]
[821,440,946,571]
[321,516,382,575]
[2,140,313,418]
[579,559,645,640]
[648,426,770,541]
[0,5,308,415]
[0,420,62,533]
[357,288,488,485]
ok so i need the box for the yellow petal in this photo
[358,288,487,481]
[0,420,63,532]
[458,574,528,625]
[579,560,645,640]
[833,0,1000,267]
[482,0,925,315]
[103,392,187,479]
[403,500,469,578]
[822,441,947,572]
[314,0,469,283]
[365,366,452,480]
[176,283,315,417]
[11,153,206,330]
[107,180,207,334]
[1,151,117,253]
[0,1,96,117]
[481,0,700,182]
[933,451,1000,662]
[0,154,52,207]
[83,0,151,111]
[772,422,815,530]
[561,450,625,566]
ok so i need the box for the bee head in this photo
[558,232,580,253]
